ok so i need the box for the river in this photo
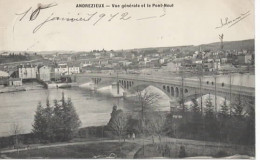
[0,86,170,137]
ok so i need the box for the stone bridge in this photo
[73,73,255,103]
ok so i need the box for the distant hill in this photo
[134,39,254,53]
[0,39,254,55]
[197,39,254,52]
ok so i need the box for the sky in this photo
[0,0,255,52]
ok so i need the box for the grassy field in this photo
[3,142,139,159]
[1,136,255,159]
[134,142,255,158]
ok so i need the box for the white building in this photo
[109,53,114,58]
[54,64,80,75]
[159,58,165,64]
[195,60,203,64]
[245,54,253,64]
[162,62,181,72]
[68,66,80,74]
[39,66,51,81]
[18,65,38,80]
[0,70,9,78]
[9,78,22,86]
[221,58,228,63]
[213,62,221,70]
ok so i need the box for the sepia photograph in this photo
[0,0,256,159]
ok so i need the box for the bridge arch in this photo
[171,87,174,96]
[128,83,174,100]
[175,87,179,97]
[167,86,170,93]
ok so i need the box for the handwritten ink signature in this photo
[15,3,168,34]
[215,11,251,29]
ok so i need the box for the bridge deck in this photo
[76,73,255,97]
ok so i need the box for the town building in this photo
[18,64,38,80]
[54,64,80,75]
[9,78,22,86]
[38,66,51,81]
[0,70,9,86]
[238,54,253,64]
[162,62,181,72]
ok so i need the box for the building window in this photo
[212,82,214,85]
[222,83,224,87]
[207,81,209,85]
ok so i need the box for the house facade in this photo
[39,66,51,81]
[54,64,80,75]
[18,65,38,80]
[9,78,22,86]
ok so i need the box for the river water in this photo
[0,86,170,137]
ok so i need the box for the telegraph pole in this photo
[199,75,203,114]
[229,72,232,116]
[117,72,119,95]
[219,34,224,50]
[214,75,217,114]
[180,69,185,114]
[200,57,204,115]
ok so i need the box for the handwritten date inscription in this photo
[15,3,167,34]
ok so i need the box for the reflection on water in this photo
[0,87,169,137]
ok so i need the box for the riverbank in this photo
[47,82,78,89]
[0,86,26,94]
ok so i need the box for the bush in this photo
[178,145,186,158]
[214,150,228,158]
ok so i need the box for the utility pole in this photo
[229,72,232,116]
[214,75,217,115]
[199,76,203,114]
[200,59,204,115]
[180,69,185,115]
[219,34,224,50]
[117,72,119,95]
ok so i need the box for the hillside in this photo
[0,39,254,55]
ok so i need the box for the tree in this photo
[178,145,186,158]
[245,96,255,145]
[135,87,160,112]
[10,122,23,154]
[32,93,81,142]
[231,94,244,118]
[205,95,214,119]
[146,112,166,144]
[218,98,230,143]
[52,93,81,141]
[62,98,81,140]
[134,87,160,156]
[51,99,65,141]
[134,87,160,121]
[189,98,202,136]
[204,95,219,139]
[178,98,188,114]
[134,87,161,135]
[43,98,54,141]
[107,107,128,141]
[219,98,229,117]
[32,102,48,140]
[191,98,200,113]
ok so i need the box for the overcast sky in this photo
[0,0,254,52]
